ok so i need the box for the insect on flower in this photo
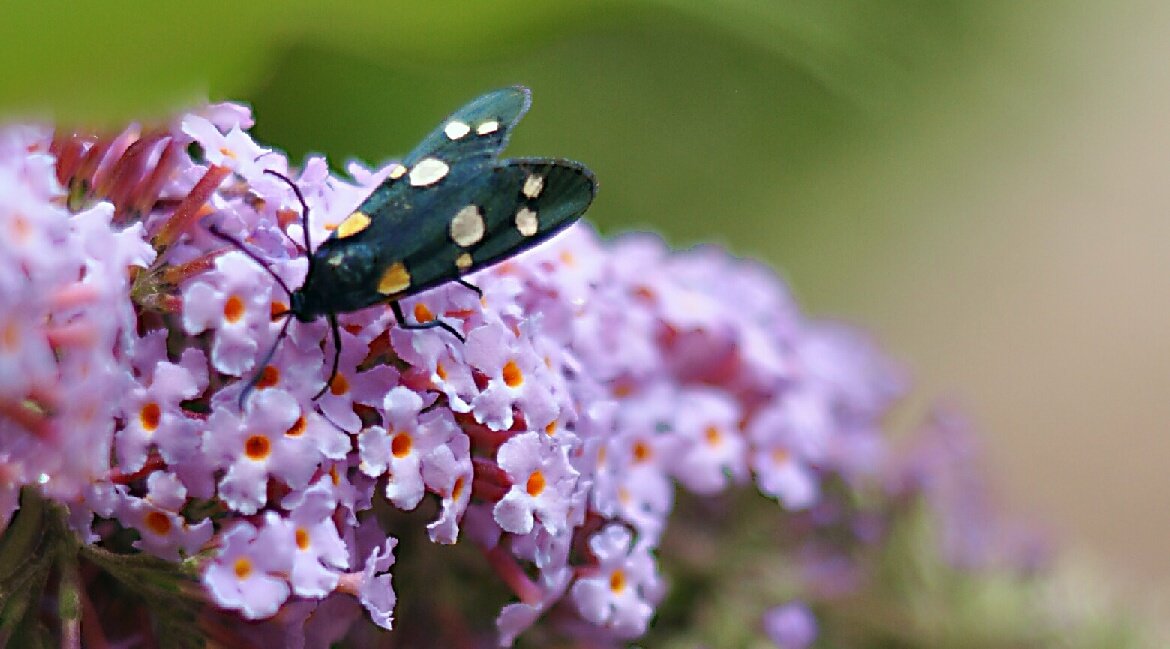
[208,86,597,405]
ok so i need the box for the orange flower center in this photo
[704,425,722,446]
[525,470,546,497]
[244,434,271,460]
[234,557,253,580]
[276,208,298,229]
[144,511,172,536]
[391,432,413,458]
[295,527,311,550]
[1,321,18,351]
[329,373,350,396]
[285,416,306,437]
[223,295,245,323]
[256,365,280,389]
[609,569,626,593]
[618,486,631,505]
[139,402,161,432]
[270,300,288,320]
[435,361,448,381]
[10,214,29,242]
[632,440,651,463]
[502,360,523,388]
[452,476,465,500]
[413,302,435,323]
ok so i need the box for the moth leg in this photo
[454,278,483,298]
[390,300,465,343]
[238,315,293,410]
[313,312,342,399]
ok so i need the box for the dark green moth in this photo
[210,86,597,404]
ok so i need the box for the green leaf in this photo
[0,554,52,648]
[0,488,47,583]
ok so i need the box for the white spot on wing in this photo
[444,121,471,140]
[522,174,544,199]
[409,158,449,187]
[476,120,500,136]
[515,207,538,237]
[449,205,485,247]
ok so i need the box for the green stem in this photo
[57,540,81,649]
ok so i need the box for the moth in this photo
[209,86,597,404]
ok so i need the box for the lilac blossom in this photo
[314,329,399,432]
[571,524,663,638]
[117,344,207,474]
[203,514,294,620]
[763,602,818,649]
[465,320,560,432]
[747,395,825,510]
[351,535,398,631]
[357,386,459,509]
[181,251,280,376]
[669,387,749,495]
[496,564,573,647]
[202,388,325,514]
[281,481,350,598]
[0,101,925,647]
[114,471,212,560]
[493,431,581,536]
[421,429,474,544]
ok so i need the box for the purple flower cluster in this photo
[0,103,904,646]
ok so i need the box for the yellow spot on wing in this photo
[455,252,473,270]
[388,164,407,180]
[378,261,412,295]
[336,211,371,239]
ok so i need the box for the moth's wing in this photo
[403,158,597,292]
[401,86,531,166]
[315,88,594,303]
[330,87,532,258]
[470,159,596,266]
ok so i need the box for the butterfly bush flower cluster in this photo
[0,103,908,646]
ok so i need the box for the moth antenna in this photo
[263,169,315,273]
[206,224,295,300]
[237,314,294,410]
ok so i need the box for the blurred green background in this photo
[6,0,1170,615]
